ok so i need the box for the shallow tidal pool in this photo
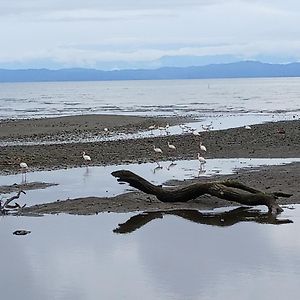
[0,205,299,300]
[1,158,300,206]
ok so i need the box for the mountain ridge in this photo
[1,61,300,82]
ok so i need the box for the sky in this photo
[1,0,300,69]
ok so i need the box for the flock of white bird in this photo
[151,124,208,172]
[18,123,211,183]
[18,122,254,183]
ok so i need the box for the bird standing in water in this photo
[82,151,91,166]
[197,153,206,169]
[19,160,28,183]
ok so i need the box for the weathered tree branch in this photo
[112,170,292,214]
[1,190,26,214]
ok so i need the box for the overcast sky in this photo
[1,0,300,69]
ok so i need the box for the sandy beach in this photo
[0,114,299,215]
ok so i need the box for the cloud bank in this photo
[1,0,300,69]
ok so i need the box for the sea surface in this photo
[0,77,300,119]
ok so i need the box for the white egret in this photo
[199,142,207,152]
[153,145,163,154]
[165,123,170,134]
[82,151,91,164]
[104,128,109,135]
[158,126,165,135]
[197,153,206,165]
[202,122,213,131]
[192,130,200,136]
[18,159,28,183]
[148,125,155,134]
[167,142,176,150]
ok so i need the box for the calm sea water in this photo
[1,207,299,300]
[0,77,300,119]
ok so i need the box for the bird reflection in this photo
[166,161,177,170]
[152,163,163,174]
[197,167,206,177]
[113,207,293,234]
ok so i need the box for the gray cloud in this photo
[1,0,300,68]
[0,0,217,16]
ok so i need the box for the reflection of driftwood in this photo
[114,207,293,234]
[112,170,292,214]
[0,190,26,214]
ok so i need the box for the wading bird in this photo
[168,142,176,150]
[202,122,213,131]
[19,159,28,183]
[82,151,91,165]
[199,142,207,152]
[158,126,166,135]
[148,125,156,134]
[192,130,200,137]
[197,153,206,167]
[153,145,163,168]
[104,128,109,135]
[153,145,163,154]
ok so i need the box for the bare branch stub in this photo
[1,190,26,214]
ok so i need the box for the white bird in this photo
[199,142,207,152]
[20,162,28,169]
[148,125,156,135]
[158,126,166,135]
[104,128,109,135]
[197,153,206,165]
[82,151,91,162]
[165,123,170,134]
[168,142,176,150]
[192,130,200,136]
[202,122,213,131]
[244,125,252,130]
[153,145,163,154]
[18,159,28,183]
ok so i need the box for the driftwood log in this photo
[112,170,292,214]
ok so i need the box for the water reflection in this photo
[0,206,300,299]
[113,207,293,234]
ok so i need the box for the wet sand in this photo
[0,116,299,174]
[0,115,299,215]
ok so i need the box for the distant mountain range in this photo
[1,61,300,82]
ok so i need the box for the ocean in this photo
[0,77,300,120]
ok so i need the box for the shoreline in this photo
[0,116,299,174]
[0,114,299,215]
